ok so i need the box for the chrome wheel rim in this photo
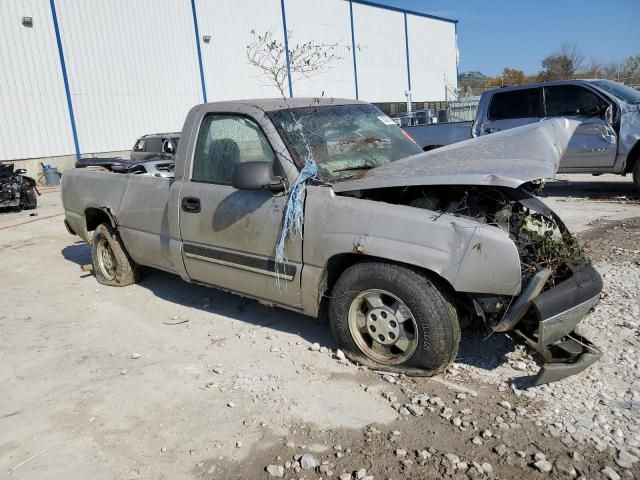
[96,239,116,281]
[348,289,418,365]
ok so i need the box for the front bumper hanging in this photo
[497,264,603,386]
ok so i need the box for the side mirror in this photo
[231,161,285,192]
[15,168,27,175]
[605,105,614,125]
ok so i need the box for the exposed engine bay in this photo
[339,183,586,293]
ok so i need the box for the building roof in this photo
[350,0,458,24]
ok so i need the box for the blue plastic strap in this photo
[274,159,318,268]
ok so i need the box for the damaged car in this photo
[61,98,602,385]
[0,162,38,211]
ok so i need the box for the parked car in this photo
[61,98,602,385]
[130,132,180,161]
[404,80,640,189]
[0,162,38,211]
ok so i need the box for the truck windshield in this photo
[269,104,422,181]
[591,80,640,104]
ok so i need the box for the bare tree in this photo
[246,29,346,97]
[538,44,585,81]
[245,29,349,268]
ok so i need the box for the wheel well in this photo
[624,141,640,174]
[85,207,115,232]
[318,253,461,317]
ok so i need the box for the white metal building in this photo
[0,0,458,162]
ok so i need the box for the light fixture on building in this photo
[22,16,33,27]
[202,35,211,43]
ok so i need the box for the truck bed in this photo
[62,169,177,273]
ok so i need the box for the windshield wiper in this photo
[331,165,376,173]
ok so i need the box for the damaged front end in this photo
[339,183,602,385]
[470,189,602,385]
[329,118,601,384]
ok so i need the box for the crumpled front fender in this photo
[303,186,522,304]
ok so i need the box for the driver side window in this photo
[192,115,275,184]
[545,85,607,117]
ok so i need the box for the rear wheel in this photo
[329,262,460,375]
[91,223,140,286]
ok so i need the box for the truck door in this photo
[480,87,543,135]
[543,85,617,170]
[178,114,302,308]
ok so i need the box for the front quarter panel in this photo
[302,186,522,314]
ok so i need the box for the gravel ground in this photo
[1,175,639,479]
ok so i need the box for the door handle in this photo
[181,197,201,213]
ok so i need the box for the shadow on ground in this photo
[456,322,517,371]
[60,242,521,373]
[541,178,640,200]
[61,241,92,265]
[61,241,334,348]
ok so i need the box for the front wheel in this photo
[329,262,460,375]
[633,161,640,191]
[91,223,140,286]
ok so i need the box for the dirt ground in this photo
[1,174,639,479]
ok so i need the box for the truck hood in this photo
[332,118,580,193]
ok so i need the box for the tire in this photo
[19,186,37,210]
[329,261,460,375]
[633,161,640,191]
[91,223,140,287]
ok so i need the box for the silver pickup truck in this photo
[62,98,603,385]
[404,80,640,189]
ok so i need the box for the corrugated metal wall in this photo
[55,0,203,155]
[0,0,458,161]
[351,2,407,103]
[195,0,284,101]
[0,0,75,160]
[284,0,355,99]
[407,15,458,102]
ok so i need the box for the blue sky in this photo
[377,0,640,76]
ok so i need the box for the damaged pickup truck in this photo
[62,99,602,385]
